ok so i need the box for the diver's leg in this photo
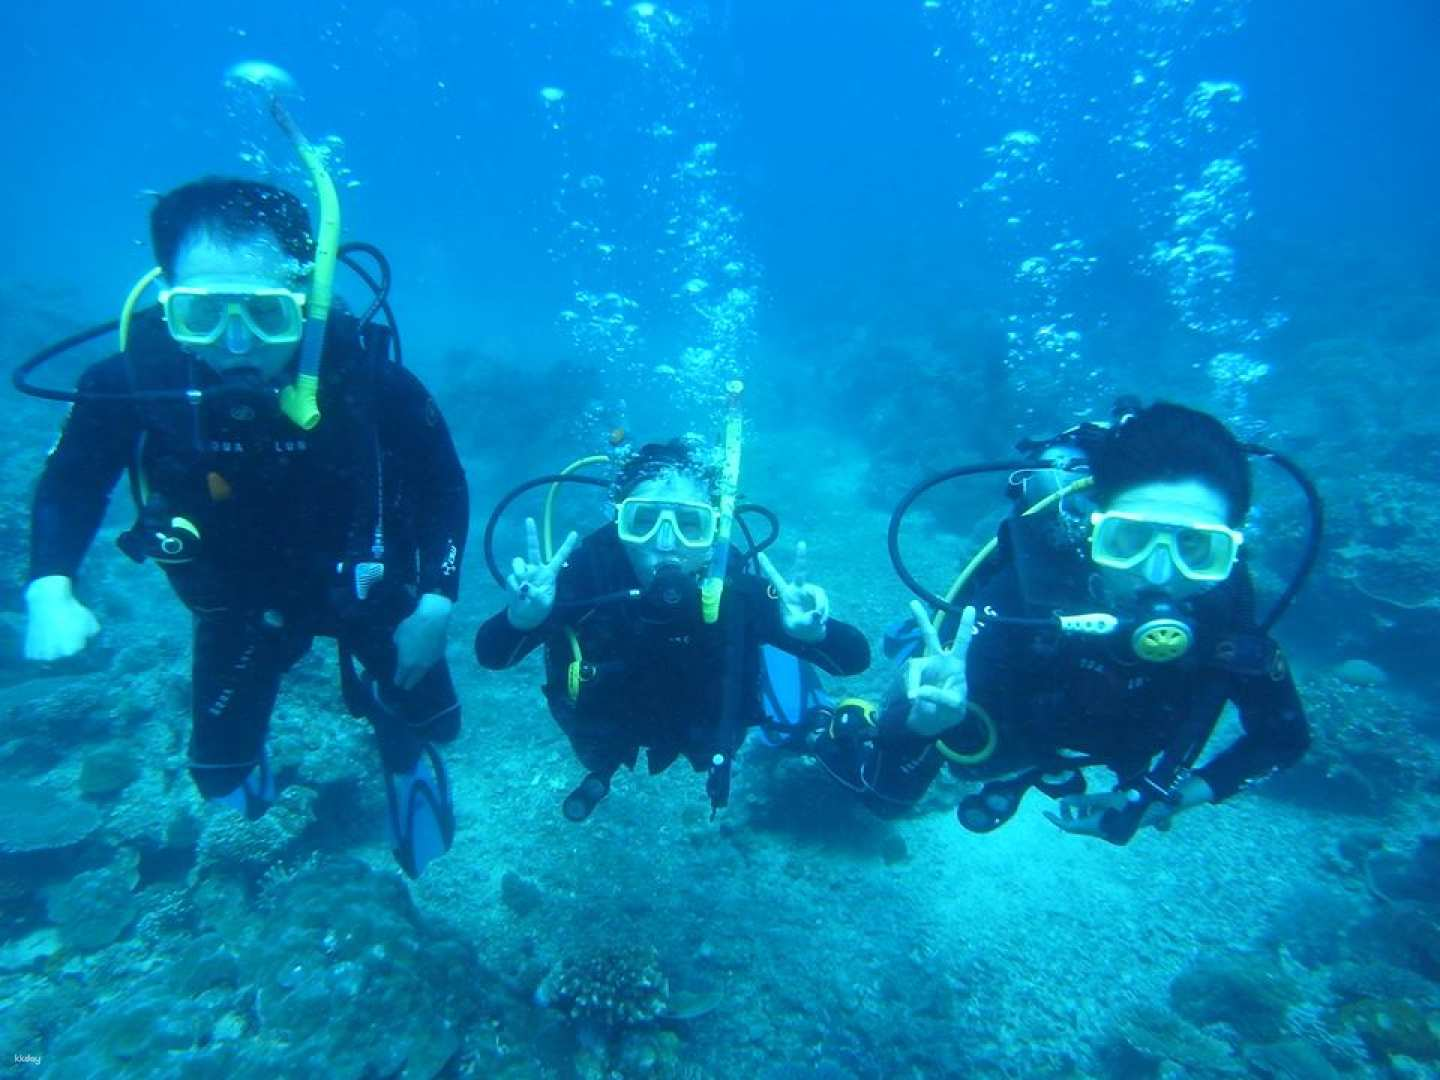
[187,612,291,819]
[346,623,459,878]
[545,698,628,821]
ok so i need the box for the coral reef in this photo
[1265,672,1438,815]
[0,780,101,854]
[1170,951,1301,1043]
[40,856,489,1078]
[536,945,672,1033]
[194,785,318,876]
[1108,1004,1244,1076]
[43,848,140,951]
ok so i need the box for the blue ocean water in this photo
[3,1,1439,1076]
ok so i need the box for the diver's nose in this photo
[655,521,677,552]
[224,315,255,355]
[1142,546,1174,585]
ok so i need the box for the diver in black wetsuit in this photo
[813,402,1311,845]
[21,178,468,878]
[475,440,870,820]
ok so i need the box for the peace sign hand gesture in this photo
[902,599,977,738]
[757,541,831,644]
[506,516,579,632]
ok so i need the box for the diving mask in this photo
[160,286,307,346]
[616,498,718,549]
[1089,511,1242,582]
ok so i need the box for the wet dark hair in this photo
[613,439,718,501]
[1088,402,1252,525]
[150,178,315,280]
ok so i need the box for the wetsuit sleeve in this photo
[29,357,136,582]
[474,608,552,669]
[748,579,871,675]
[1194,647,1310,802]
[474,543,595,669]
[384,367,468,602]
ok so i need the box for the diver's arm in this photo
[387,366,468,602]
[475,533,588,669]
[1193,650,1310,802]
[473,607,552,669]
[749,576,871,674]
[29,357,135,582]
[773,617,871,675]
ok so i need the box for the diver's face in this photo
[1095,481,1233,604]
[168,229,305,380]
[618,472,715,588]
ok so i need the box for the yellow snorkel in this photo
[268,97,340,431]
[701,380,745,624]
[217,62,340,429]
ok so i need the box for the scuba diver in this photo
[812,400,1315,845]
[474,430,871,821]
[18,169,467,878]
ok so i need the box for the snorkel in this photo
[224,61,340,431]
[701,380,745,624]
[266,101,338,431]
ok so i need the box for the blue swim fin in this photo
[756,645,831,748]
[210,751,276,820]
[384,743,455,879]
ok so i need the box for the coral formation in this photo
[536,945,672,1032]
[1170,951,1301,1043]
[43,848,140,951]
[0,781,101,853]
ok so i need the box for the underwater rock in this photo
[881,831,909,865]
[1328,961,1438,1007]
[1366,834,1440,905]
[77,746,141,797]
[1264,672,1436,815]
[1170,952,1301,1043]
[1351,903,1440,981]
[1244,1039,1344,1080]
[33,855,486,1077]
[0,780,101,853]
[44,849,140,951]
[0,928,62,972]
[1263,884,1363,969]
[1333,997,1440,1063]
[1335,658,1388,687]
[501,870,544,916]
[1113,1004,1243,1076]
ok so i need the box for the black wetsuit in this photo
[817,515,1309,837]
[28,309,468,794]
[475,528,870,786]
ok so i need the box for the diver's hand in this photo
[758,541,830,644]
[902,600,976,738]
[1044,776,1214,839]
[507,517,578,632]
[393,593,453,691]
[24,576,100,661]
[1043,791,1132,838]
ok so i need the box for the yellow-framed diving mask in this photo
[615,498,719,549]
[1089,510,1243,582]
[159,285,307,347]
